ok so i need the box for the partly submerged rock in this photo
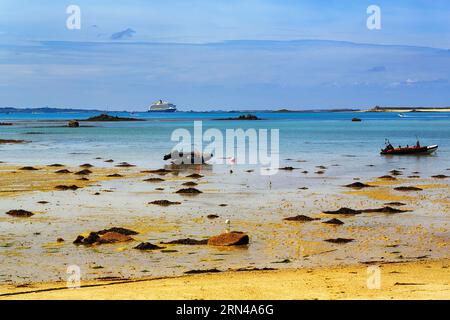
[182,181,198,186]
[325,238,354,244]
[107,173,123,177]
[323,207,361,215]
[161,238,208,245]
[75,169,92,175]
[378,175,397,180]
[344,182,373,189]
[394,186,423,191]
[55,185,80,191]
[186,173,203,179]
[207,231,249,246]
[19,166,38,171]
[322,218,344,225]
[0,139,28,144]
[68,120,79,127]
[80,163,94,168]
[48,163,64,167]
[184,269,221,274]
[144,177,165,182]
[362,206,409,214]
[74,227,138,245]
[384,202,406,206]
[283,215,320,222]
[351,117,362,122]
[134,242,164,250]
[207,214,220,219]
[80,114,143,122]
[96,232,133,244]
[6,209,34,217]
[55,169,71,174]
[148,200,181,206]
[279,166,296,171]
[431,174,449,179]
[97,227,139,236]
[115,162,135,167]
[390,170,403,176]
[175,187,202,194]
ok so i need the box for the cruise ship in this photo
[148,100,177,112]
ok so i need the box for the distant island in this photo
[365,106,450,113]
[0,107,107,114]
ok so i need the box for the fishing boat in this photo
[380,140,438,155]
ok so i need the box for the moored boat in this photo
[380,140,438,155]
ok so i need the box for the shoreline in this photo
[1,259,448,299]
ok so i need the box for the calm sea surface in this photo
[0,111,449,176]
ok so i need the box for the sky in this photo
[1,0,450,110]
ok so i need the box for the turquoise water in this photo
[1,111,449,177]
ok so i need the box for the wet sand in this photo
[0,160,449,297]
[1,259,448,299]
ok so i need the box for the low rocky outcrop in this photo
[148,200,181,206]
[73,227,138,245]
[68,120,79,127]
[161,238,208,245]
[325,238,354,244]
[283,215,319,222]
[394,186,423,191]
[323,207,361,215]
[207,231,249,246]
[80,114,144,122]
[175,187,202,194]
[6,209,34,217]
[322,218,344,225]
[344,182,373,189]
[134,242,164,250]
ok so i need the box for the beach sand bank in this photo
[1,259,448,300]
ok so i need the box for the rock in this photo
[186,173,203,178]
[80,114,144,122]
[207,214,219,219]
[55,185,80,191]
[322,218,344,225]
[147,168,172,175]
[344,182,373,189]
[74,227,138,245]
[378,175,397,180]
[316,165,327,169]
[19,166,38,171]
[325,238,354,244]
[219,204,228,207]
[215,114,261,121]
[431,174,449,179]
[384,202,406,206]
[184,269,221,274]
[149,200,181,206]
[323,207,361,215]
[182,181,198,186]
[351,118,362,122]
[161,238,208,245]
[107,173,123,177]
[279,166,295,171]
[390,170,403,176]
[104,159,114,163]
[48,164,64,167]
[75,169,92,175]
[80,163,93,168]
[144,177,165,182]
[37,201,49,204]
[68,120,79,127]
[0,139,28,144]
[134,242,164,250]
[6,209,34,217]
[315,170,325,174]
[96,232,133,244]
[394,186,423,191]
[56,238,65,243]
[97,227,139,236]
[408,175,420,178]
[78,177,89,181]
[115,162,135,167]
[55,169,71,174]
[0,122,13,126]
[207,231,249,246]
[175,188,202,194]
[362,206,409,214]
[73,235,85,244]
[283,215,319,222]
[298,187,309,190]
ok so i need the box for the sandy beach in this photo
[1,259,448,299]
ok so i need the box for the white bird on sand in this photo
[225,219,231,233]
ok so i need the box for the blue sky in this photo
[1,0,450,110]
